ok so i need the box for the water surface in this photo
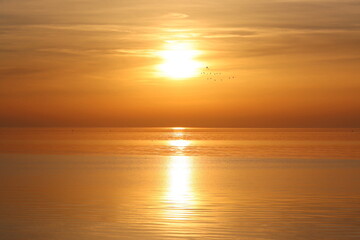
[0,128,360,239]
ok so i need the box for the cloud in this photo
[37,48,87,55]
[162,13,189,19]
[112,49,157,57]
[16,24,133,33]
[0,67,45,78]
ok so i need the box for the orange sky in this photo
[1,0,359,127]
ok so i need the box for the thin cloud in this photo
[162,13,189,19]
[112,49,157,57]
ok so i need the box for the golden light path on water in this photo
[164,128,195,221]
[168,139,190,149]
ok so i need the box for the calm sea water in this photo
[0,128,360,239]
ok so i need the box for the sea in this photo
[0,128,360,239]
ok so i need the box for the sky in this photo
[1,0,360,127]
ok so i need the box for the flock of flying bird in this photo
[200,66,237,82]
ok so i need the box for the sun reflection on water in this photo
[167,156,193,205]
[172,127,185,130]
[164,155,194,220]
[168,139,190,149]
[163,128,196,221]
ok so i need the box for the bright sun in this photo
[157,41,203,80]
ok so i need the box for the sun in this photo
[157,41,203,80]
